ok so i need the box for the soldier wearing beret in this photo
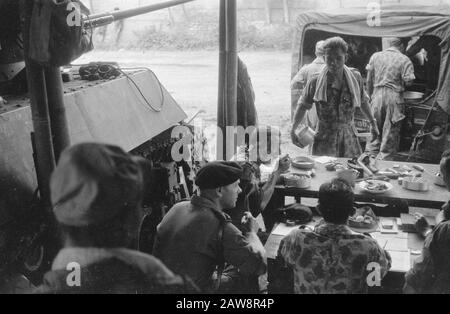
[153,161,267,293]
[35,143,198,294]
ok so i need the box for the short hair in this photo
[315,40,325,57]
[59,208,139,248]
[387,37,410,49]
[318,179,354,224]
[323,37,348,54]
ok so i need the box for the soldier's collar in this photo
[191,195,229,222]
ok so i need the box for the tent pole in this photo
[225,0,238,160]
[45,67,71,161]
[20,0,56,208]
[217,0,227,160]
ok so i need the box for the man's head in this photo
[315,40,325,58]
[317,179,355,224]
[386,37,410,53]
[51,143,148,248]
[195,161,243,209]
[441,150,450,191]
[323,37,348,74]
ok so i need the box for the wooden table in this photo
[264,218,425,293]
[276,158,448,210]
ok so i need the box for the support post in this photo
[20,0,56,208]
[45,67,70,161]
[217,0,238,161]
[217,0,226,160]
[283,0,289,24]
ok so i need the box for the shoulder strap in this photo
[213,219,226,292]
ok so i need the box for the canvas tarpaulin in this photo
[291,5,450,113]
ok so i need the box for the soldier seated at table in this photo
[404,150,450,294]
[277,178,391,294]
[153,161,267,294]
[35,143,198,294]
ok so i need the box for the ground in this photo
[76,49,307,157]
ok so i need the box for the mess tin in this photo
[295,125,316,148]
[402,177,430,192]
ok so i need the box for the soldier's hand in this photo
[414,214,432,238]
[277,155,291,174]
[291,129,304,148]
[241,212,260,234]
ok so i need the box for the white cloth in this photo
[313,65,362,108]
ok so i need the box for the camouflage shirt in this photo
[278,221,391,294]
[366,47,415,93]
[405,219,450,293]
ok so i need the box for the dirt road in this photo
[77,49,305,156]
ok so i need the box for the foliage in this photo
[94,11,294,51]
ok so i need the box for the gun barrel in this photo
[87,0,194,21]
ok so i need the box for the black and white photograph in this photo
[0,0,450,300]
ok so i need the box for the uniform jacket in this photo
[153,195,267,292]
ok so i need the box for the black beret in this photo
[195,161,243,190]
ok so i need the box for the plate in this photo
[348,206,379,233]
[359,180,393,194]
[348,223,379,234]
[283,173,311,189]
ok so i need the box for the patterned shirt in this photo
[278,221,391,294]
[298,69,367,157]
[366,47,415,93]
[34,248,199,294]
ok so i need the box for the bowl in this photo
[295,125,316,148]
[402,177,430,191]
[292,156,315,170]
[284,173,311,189]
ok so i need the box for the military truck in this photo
[290,5,450,163]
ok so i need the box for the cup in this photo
[295,125,316,148]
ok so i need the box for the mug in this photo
[295,125,316,148]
